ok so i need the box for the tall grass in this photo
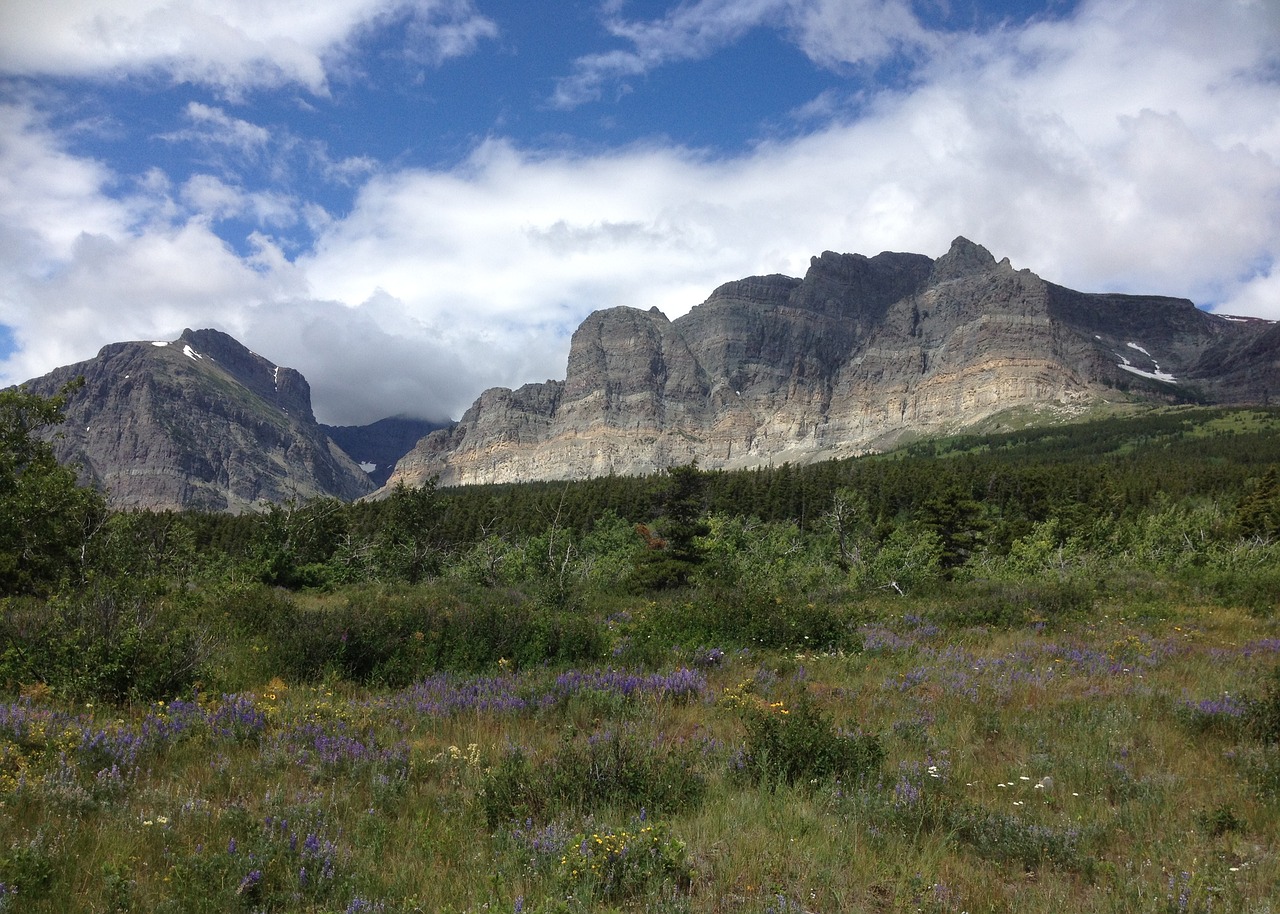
[1,586,1278,912]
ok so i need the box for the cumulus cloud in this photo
[2,0,1278,426]
[0,0,497,95]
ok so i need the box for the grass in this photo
[1,592,1278,913]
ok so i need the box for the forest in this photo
[2,384,1279,912]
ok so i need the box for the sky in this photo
[1,0,1277,426]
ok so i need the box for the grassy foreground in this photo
[2,590,1278,913]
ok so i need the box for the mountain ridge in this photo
[20,329,377,512]
[13,237,1278,509]
[383,237,1278,489]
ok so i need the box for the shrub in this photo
[558,821,692,902]
[944,802,1086,870]
[0,832,56,901]
[1198,803,1243,837]
[1243,666,1280,745]
[727,687,883,789]
[479,729,706,828]
[0,584,206,703]
[214,584,607,686]
[629,593,855,654]
[929,579,1094,629]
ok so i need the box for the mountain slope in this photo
[386,238,1278,488]
[321,416,448,488]
[21,329,376,511]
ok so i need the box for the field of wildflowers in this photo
[1,585,1277,913]
[3,399,1280,910]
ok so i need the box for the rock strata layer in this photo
[386,237,1279,488]
[23,329,376,511]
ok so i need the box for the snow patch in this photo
[1119,363,1178,383]
[273,366,279,388]
[183,344,202,361]
[151,341,168,347]
[1117,342,1177,384]
[360,462,377,473]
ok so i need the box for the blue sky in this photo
[1,0,1277,424]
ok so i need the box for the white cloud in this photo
[0,0,497,95]
[180,174,297,227]
[785,0,936,69]
[2,0,1278,427]
[165,102,271,153]
[553,0,789,108]
[553,0,937,108]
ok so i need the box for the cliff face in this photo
[386,238,1278,488]
[22,329,375,512]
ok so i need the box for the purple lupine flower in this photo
[235,869,261,895]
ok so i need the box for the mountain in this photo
[20,328,377,512]
[321,416,449,488]
[385,237,1279,489]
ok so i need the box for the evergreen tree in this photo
[1234,467,1280,541]
[630,462,711,589]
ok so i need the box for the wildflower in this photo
[236,869,262,896]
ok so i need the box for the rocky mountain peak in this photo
[19,330,373,511]
[930,236,998,282]
[790,249,934,317]
[702,274,801,309]
[179,328,314,422]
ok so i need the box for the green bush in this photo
[0,585,206,703]
[479,728,707,828]
[214,584,607,686]
[929,579,1095,629]
[730,688,883,790]
[1244,666,1280,745]
[558,821,693,902]
[0,832,56,900]
[629,593,855,654]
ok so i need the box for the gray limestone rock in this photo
[19,329,375,511]
[383,238,1278,489]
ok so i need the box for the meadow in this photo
[3,400,1280,911]
[2,576,1279,913]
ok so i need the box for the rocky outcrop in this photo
[386,238,1279,488]
[22,329,375,512]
